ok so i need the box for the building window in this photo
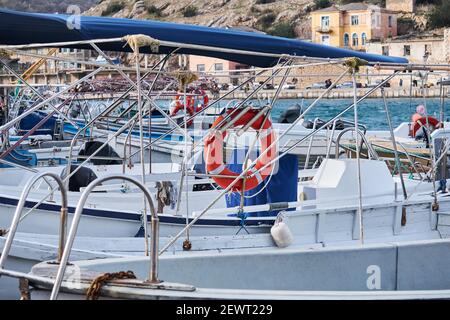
[388,16,393,27]
[361,33,367,46]
[321,16,330,29]
[197,64,205,73]
[351,15,359,26]
[382,45,389,56]
[371,14,381,27]
[403,45,411,56]
[352,33,358,47]
[344,33,349,47]
[214,63,224,71]
[321,35,330,45]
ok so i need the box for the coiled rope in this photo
[86,270,136,300]
[122,34,160,58]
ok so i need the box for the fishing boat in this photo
[1,8,450,300]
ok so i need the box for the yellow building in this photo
[311,3,397,51]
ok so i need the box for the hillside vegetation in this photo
[85,0,314,39]
[0,0,446,37]
[0,0,99,13]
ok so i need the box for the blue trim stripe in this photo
[0,195,274,227]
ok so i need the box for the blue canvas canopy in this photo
[0,8,407,67]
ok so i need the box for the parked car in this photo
[366,80,391,88]
[274,83,296,90]
[219,83,236,90]
[249,82,275,90]
[437,77,450,86]
[282,84,296,90]
[336,81,363,89]
[305,82,327,89]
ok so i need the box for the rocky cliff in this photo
[84,0,313,39]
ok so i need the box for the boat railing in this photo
[335,127,380,160]
[49,174,159,300]
[303,118,319,169]
[0,172,68,276]
[122,117,138,173]
[325,119,367,160]
[63,101,144,186]
[430,128,450,150]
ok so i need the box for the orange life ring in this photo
[204,108,277,192]
[170,95,195,126]
[191,90,209,113]
[410,116,441,137]
[200,90,209,110]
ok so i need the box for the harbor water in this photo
[153,97,449,130]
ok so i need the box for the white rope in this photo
[243,161,275,199]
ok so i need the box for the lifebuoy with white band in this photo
[204,108,277,192]
[199,89,209,110]
[410,116,441,137]
[170,95,195,126]
[170,91,209,126]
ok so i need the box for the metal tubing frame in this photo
[158,68,352,253]
[0,67,104,133]
[0,58,81,130]
[251,72,399,178]
[159,71,397,254]
[5,36,450,71]
[381,87,408,200]
[172,60,291,214]
[16,110,151,229]
[326,118,368,159]
[0,37,346,64]
[85,46,188,139]
[351,71,364,242]
[63,52,176,185]
[0,97,72,160]
[334,128,379,160]
[127,58,343,160]
[49,174,158,300]
[0,172,68,270]
[304,118,319,169]
[123,117,139,173]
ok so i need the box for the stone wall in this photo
[444,29,450,64]
[386,0,415,13]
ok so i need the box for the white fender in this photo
[271,214,294,248]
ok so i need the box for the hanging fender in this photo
[204,108,277,192]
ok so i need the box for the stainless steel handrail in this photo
[0,172,68,271]
[49,174,159,300]
[326,118,367,159]
[335,127,379,160]
[304,118,319,169]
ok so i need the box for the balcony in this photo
[315,26,332,33]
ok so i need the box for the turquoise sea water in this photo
[156,98,449,130]
[269,98,449,130]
